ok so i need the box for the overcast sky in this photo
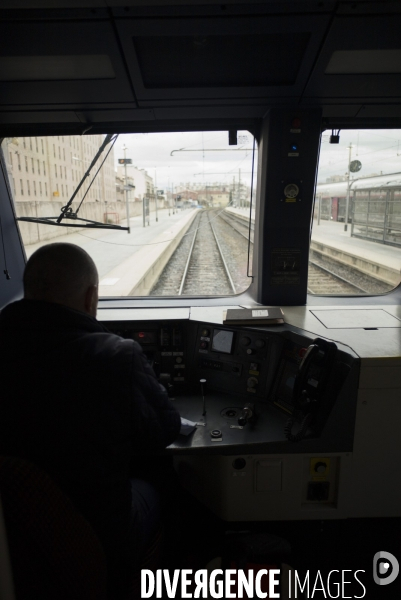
[111,129,401,190]
[318,129,401,183]
[113,130,256,191]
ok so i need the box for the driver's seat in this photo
[0,455,108,600]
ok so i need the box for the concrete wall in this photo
[15,199,157,246]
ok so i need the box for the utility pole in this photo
[122,145,130,234]
[239,170,241,208]
[154,168,158,222]
[344,144,352,232]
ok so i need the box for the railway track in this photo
[179,210,236,295]
[308,261,368,294]
[151,209,238,296]
[152,208,384,296]
[218,210,254,243]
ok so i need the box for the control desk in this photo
[99,305,401,522]
[104,317,358,455]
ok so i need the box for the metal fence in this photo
[351,188,401,247]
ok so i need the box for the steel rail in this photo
[218,211,254,243]
[208,211,237,294]
[178,213,201,296]
[308,260,368,294]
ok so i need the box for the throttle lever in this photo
[238,403,255,426]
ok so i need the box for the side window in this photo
[310,129,401,295]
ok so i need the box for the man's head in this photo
[23,243,99,317]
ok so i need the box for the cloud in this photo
[113,131,257,189]
[319,129,401,182]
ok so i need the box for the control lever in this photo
[238,403,255,426]
[200,378,207,415]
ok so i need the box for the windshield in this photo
[3,131,257,298]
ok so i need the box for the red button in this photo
[299,347,308,358]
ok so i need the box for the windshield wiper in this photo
[17,133,129,231]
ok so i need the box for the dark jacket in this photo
[0,299,180,585]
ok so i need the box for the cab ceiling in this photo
[0,1,401,133]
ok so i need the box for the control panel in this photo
[107,322,187,392]
[104,320,355,447]
[195,323,284,400]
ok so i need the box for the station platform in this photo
[311,219,400,273]
[227,207,400,283]
[25,207,198,296]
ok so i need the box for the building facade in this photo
[5,134,116,206]
[116,165,154,201]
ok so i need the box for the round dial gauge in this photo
[284,183,299,198]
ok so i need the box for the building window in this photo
[62,184,64,197]
[27,181,30,196]
[55,164,57,177]
[35,137,38,152]
[37,159,40,175]
[17,154,21,171]
[66,185,68,196]
[39,181,42,196]
[45,182,47,195]
[58,147,61,159]
[43,161,46,176]
[41,139,44,154]
[64,166,66,178]
[53,144,55,158]
[31,158,34,173]
[25,157,28,173]
[63,148,65,161]
[23,138,26,149]
[30,139,32,151]
[33,181,36,196]
[20,180,23,195]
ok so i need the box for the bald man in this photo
[0,243,181,598]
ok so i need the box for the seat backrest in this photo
[0,456,108,600]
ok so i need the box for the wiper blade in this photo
[17,133,128,231]
[17,215,128,230]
